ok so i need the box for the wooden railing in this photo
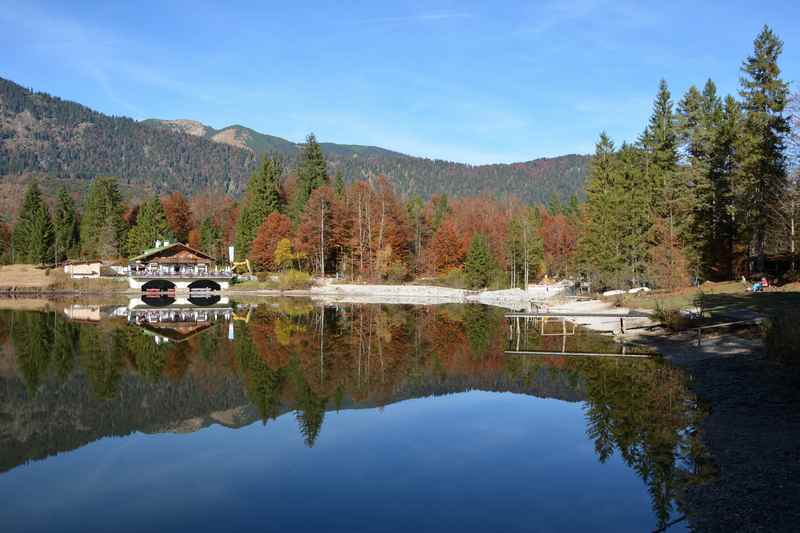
[129,271,234,279]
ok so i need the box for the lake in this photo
[0,297,709,532]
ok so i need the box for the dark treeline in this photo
[579,25,799,288]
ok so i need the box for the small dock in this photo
[505,310,651,335]
[504,311,655,358]
[505,311,651,319]
[504,349,653,358]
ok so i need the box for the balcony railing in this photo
[129,271,234,279]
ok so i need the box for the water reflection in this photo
[0,299,711,531]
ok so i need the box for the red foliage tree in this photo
[335,177,412,280]
[427,216,466,273]
[445,195,513,270]
[161,192,193,243]
[647,217,690,289]
[249,212,293,271]
[296,186,340,275]
[187,228,201,250]
[540,210,578,277]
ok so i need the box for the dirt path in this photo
[637,330,800,532]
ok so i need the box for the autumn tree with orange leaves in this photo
[161,192,193,243]
[250,212,293,271]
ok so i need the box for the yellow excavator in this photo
[231,259,253,277]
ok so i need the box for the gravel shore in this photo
[639,330,800,532]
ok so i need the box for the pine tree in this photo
[616,143,652,285]
[578,133,623,286]
[289,133,327,222]
[709,95,744,277]
[80,176,126,258]
[642,79,693,283]
[464,233,495,289]
[0,222,11,264]
[334,169,345,196]
[234,154,284,258]
[53,187,80,262]
[738,25,789,271]
[199,217,223,261]
[547,192,563,215]
[579,134,651,288]
[11,182,53,264]
[430,194,451,231]
[677,80,724,277]
[125,196,172,256]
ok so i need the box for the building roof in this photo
[129,242,215,263]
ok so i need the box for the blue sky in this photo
[2,1,798,164]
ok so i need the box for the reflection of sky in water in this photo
[0,391,680,533]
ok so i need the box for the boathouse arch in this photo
[188,279,222,292]
[141,279,176,292]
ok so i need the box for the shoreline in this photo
[633,328,800,532]
[0,281,574,310]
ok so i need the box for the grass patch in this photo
[619,280,800,320]
[277,270,312,290]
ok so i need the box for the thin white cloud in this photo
[0,3,208,116]
[356,11,473,25]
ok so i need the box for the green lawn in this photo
[619,281,800,318]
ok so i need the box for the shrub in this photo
[653,302,691,331]
[256,271,273,282]
[383,261,408,283]
[439,268,466,289]
[762,312,800,365]
[277,269,312,290]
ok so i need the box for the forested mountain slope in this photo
[0,77,589,212]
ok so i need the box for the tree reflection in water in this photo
[0,301,712,528]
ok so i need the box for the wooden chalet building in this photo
[128,241,233,292]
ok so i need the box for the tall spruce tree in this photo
[11,182,54,264]
[200,217,223,262]
[0,222,11,264]
[80,176,126,258]
[677,80,725,277]
[289,133,327,222]
[641,79,693,282]
[464,233,495,289]
[234,154,284,259]
[738,25,789,271]
[578,133,623,286]
[616,143,652,284]
[125,197,172,256]
[334,169,345,196]
[53,187,80,263]
[709,95,744,277]
[579,134,651,288]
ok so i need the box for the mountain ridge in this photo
[0,76,590,215]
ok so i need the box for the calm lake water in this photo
[0,298,709,532]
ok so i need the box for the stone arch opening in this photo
[141,279,176,292]
[188,279,221,292]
